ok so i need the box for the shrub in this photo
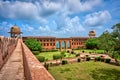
[82,50,85,53]
[36,56,45,62]
[77,58,81,62]
[53,54,62,60]
[32,51,39,55]
[61,51,66,59]
[50,62,52,66]
[41,49,58,52]
[44,63,49,70]
[71,51,74,54]
[51,49,58,52]
[95,57,101,61]
[86,57,90,61]
[62,60,68,65]
[105,58,111,63]
[89,52,92,54]
[67,50,70,53]
[86,55,89,57]
[76,53,80,57]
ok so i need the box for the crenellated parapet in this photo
[0,36,18,69]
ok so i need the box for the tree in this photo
[112,23,120,39]
[97,30,116,52]
[85,38,98,49]
[111,23,120,63]
[25,38,42,51]
[112,23,120,52]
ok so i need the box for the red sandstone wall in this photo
[0,36,18,69]
[21,40,55,80]
[22,37,89,51]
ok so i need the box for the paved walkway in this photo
[0,39,25,80]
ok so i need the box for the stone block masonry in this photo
[21,39,55,80]
[0,39,24,80]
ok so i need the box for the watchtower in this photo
[88,30,96,38]
[8,24,22,38]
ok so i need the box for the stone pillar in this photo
[70,41,72,49]
[60,41,62,51]
[65,41,67,50]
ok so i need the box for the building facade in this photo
[22,36,88,51]
[22,29,96,51]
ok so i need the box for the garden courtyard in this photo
[33,49,120,80]
[48,61,120,80]
[35,49,105,61]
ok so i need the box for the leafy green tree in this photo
[112,23,120,52]
[25,38,42,51]
[111,23,120,62]
[97,31,116,52]
[85,38,98,49]
[112,23,120,39]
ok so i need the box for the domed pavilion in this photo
[88,30,96,38]
[8,24,22,38]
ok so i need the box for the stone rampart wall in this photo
[0,36,18,69]
[21,40,55,80]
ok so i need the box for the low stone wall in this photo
[0,36,18,69]
[21,40,55,80]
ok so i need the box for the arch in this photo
[56,41,60,49]
[62,41,65,49]
[67,41,70,49]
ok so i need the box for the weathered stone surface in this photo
[0,39,24,80]
[21,41,55,80]
[0,38,55,80]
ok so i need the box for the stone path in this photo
[0,39,25,80]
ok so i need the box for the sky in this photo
[0,0,120,37]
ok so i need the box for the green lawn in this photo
[48,61,120,80]
[35,49,104,61]
[36,51,75,61]
[74,49,104,54]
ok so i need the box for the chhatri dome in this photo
[88,30,96,38]
[9,24,22,38]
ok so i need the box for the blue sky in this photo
[0,0,120,37]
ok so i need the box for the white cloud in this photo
[55,16,85,36]
[0,0,113,37]
[0,21,13,36]
[67,0,102,13]
[22,24,34,31]
[43,1,61,11]
[0,0,102,20]
[39,26,50,32]
[64,16,85,32]
[83,10,111,27]
[0,0,63,23]
[0,1,38,19]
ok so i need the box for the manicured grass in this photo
[74,49,104,54]
[36,51,75,61]
[48,61,120,80]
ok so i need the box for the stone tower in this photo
[8,24,22,38]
